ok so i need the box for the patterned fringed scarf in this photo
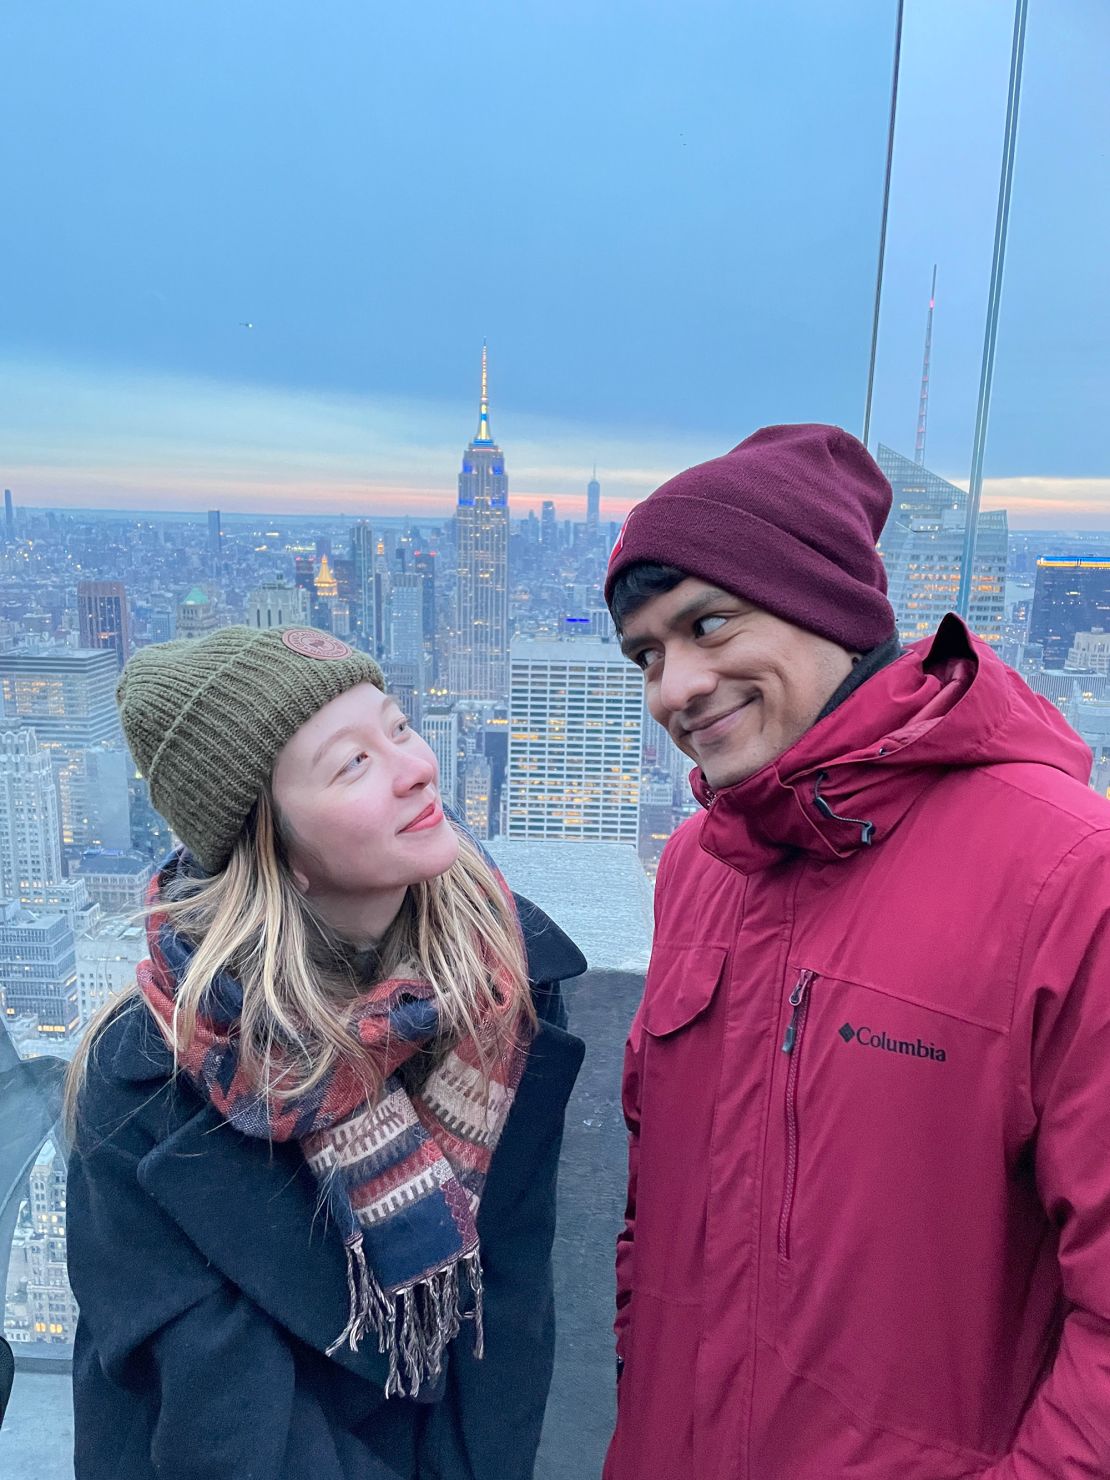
[137,872,528,1399]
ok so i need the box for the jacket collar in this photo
[695,615,1014,875]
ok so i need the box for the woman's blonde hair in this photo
[65,788,532,1134]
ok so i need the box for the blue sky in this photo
[1,0,1106,524]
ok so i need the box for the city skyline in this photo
[5,354,1110,528]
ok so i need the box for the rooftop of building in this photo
[487,840,652,973]
[73,849,154,877]
[0,903,65,931]
[0,643,115,664]
[509,637,627,665]
[78,915,145,944]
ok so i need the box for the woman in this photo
[66,624,586,1480]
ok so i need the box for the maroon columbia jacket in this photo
[606,617,1110,1479]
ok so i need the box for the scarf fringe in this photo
[328,1240,485,1399]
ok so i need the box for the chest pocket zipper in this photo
[779,969,816,1262]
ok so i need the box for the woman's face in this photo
[271,683,459,939]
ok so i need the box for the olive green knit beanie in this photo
[117,625,384,873]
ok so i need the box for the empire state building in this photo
[452,344,509,701]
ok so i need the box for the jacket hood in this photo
[695,614,1092,874]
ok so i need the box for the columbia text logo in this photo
[837,1023,947,1063]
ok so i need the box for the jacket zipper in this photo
[778,969,816,1261]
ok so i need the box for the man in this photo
[602,424,1110,1479]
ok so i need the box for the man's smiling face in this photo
[618,576,857,790]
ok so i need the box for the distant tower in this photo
[414,548,438,686]
[314,553,338,601]
[3,488,13,544]
[587,467,601,536]
[314,553,339,631]
[0,730,64,901]
[77,580,131,670]
[247,581,309,630]
[390,571,427,686]
[350,521,377,653]
[207,510,223,574]
[452,343,510,701]
[914,265,937,467]
[176,586,219,640]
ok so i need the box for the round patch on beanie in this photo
[280,629,353,660]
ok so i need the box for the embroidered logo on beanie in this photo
[280,629,353,661]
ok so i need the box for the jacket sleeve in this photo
[68,1099,300,1479]
[981,833,1110,1478]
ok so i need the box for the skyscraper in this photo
[390,572,426,687]
[24,1142,79,1342]
[422,708,459,807]
[414,549,438,686]
[540,501,557,554]
[77,580,131,669]
[3,488,13,544]
[877,445,1007,646]
[151,606,175,643]
[313,554,339,631]
[587,470,601,536]
[452,345,509,701]
[1029,558,1110,668]
[176,586,219,639]
[0,730,64,901]
[506,638,643,843]
[294,555,316,597]
[69,849,155,915]
[208,510,223,574]
[247,581,309,629]
[0,646,128,851]
[381,659,423,732]
[75,916,147,1026]
[0,646,120,746]
[464,753,493,839]
[0,902,78,1034]
[350,521,377,653]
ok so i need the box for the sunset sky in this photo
[2,0,1106,527]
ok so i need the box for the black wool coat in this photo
[67,895,586,1480]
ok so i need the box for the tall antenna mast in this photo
[915,265,937,466]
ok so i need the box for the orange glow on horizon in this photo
[7,463,642,523]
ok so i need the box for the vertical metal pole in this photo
[956,0,1029,620]
[862,0,905,449]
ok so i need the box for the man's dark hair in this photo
[608,562,688,633]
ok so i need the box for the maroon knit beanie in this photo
[604,423,896,652]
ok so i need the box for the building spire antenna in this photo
[474,340,493,444]
[915,264,937,466]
